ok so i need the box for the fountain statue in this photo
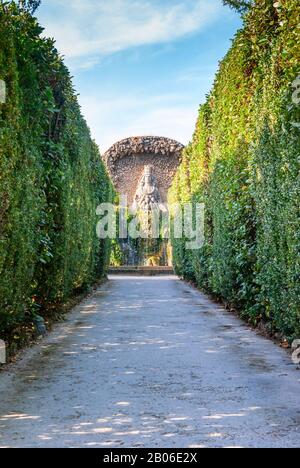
[132,165,166,213]
[130,165,169,266]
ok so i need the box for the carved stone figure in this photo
[132,165,166,212]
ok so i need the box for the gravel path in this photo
[0,276,299,448]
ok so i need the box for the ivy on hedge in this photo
[169,0,300,339]
[0,2,114,334]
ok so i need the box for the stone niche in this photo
[103,136,184,204]
[103,136,184,267]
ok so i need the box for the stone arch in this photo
[103,136,184,204]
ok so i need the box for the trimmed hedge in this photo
[0,3,113,334]
[169,0,300,339]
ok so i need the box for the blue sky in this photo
[37,0,241,153]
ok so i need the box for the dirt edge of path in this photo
[181,277,299,367]
[0,277,108,370]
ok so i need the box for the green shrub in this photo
[169,0,300,339]
[0,3,113,334]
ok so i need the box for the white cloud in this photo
[39,0,222,65]
[36,0,234,150]
[78,92,199,152]
[177,65,217,82]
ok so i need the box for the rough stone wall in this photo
[103,136,184,204]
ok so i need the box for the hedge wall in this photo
[169,0,300,339]
[0,3,113,335]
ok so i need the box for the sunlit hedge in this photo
[169,0,300,339]
[0,3,113,334]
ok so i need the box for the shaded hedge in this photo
[169,0,300,339]
[0,3,113,334]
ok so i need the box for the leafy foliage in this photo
[18,0,41,13]
[223,0,253,13]
[0,3,114,334]
[169,0,300,339]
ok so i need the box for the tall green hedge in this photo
[0,3,113,334]
[169,0,300,339]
